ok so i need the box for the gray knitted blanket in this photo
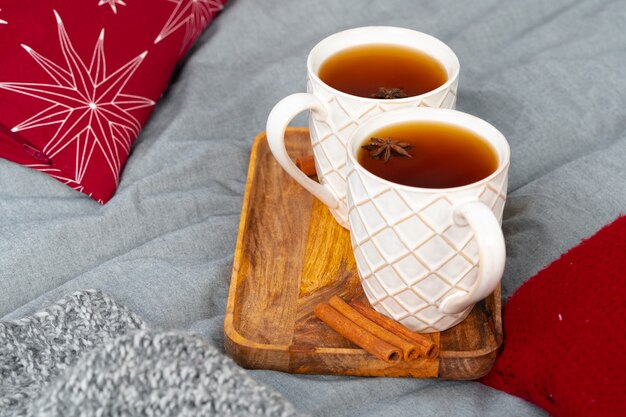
[0,290,303,417]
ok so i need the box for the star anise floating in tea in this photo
[361,137,413,163]
[369,87,408,99]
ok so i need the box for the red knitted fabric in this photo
[482,216,626,417]
[0,0,226,203]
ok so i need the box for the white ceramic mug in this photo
[344,108,510,332]
[266,27,460,229]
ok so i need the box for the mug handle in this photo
[266,93,340,209]
[439,200,506,314]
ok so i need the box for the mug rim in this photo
[346,108,511,194]
[306,26,460,104]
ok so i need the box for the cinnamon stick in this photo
[328,296,419,361]
[314,303,401,364]
[351,300,439,359]
[295,155,316,177]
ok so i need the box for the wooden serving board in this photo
[224,128,503,379]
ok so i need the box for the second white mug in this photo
[266,26,460,229]
[346,108,510,332]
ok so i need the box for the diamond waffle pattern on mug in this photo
[347,162,508,332]
[306,77,458,227]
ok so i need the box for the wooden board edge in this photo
[438,350,498,380]
[493,282,503,344]
[438,287,502,379]
[439,285,503,359]
[224,128,313,363]
[225,132,286,357]
[290,370,439,378]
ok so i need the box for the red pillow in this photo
[0,0,225,203]
[482,216,626,417]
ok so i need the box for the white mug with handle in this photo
[266,26,460,229]
[345,108,510,332]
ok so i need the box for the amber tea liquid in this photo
[357,122,498,189]
[318,44,448,98]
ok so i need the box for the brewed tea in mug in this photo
[357,121,498,189]
[318,44,448,99]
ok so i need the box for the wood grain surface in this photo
[224,128,502,379]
